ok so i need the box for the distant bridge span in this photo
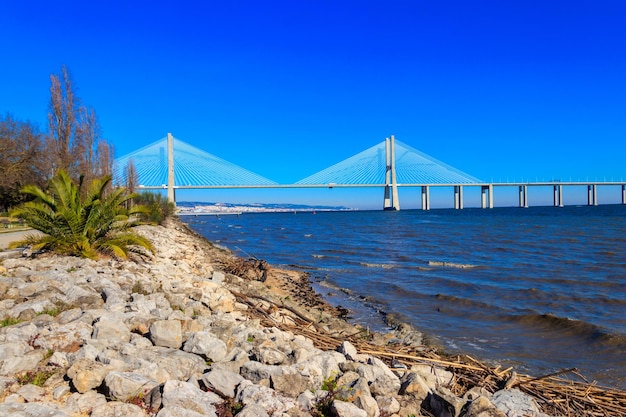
[115,133,626,210]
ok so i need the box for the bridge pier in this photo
[518,185,528,208]
[588,185,598,206]
[481,187,487,208]
[454,186,464,209]
[553,185,563,207]
[421,186,430,210]
[481,185,493,209]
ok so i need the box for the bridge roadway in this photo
[138,181,626,210]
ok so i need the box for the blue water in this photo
[184,205,626,388]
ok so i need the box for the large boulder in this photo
[331,400,367,417]
[236,380,296,415]
[66,359,108,393]
[183,331,228,362]
[399,372,431,401]
[491,389,550,417]
[92,314,131,344]
[62,391,108,416]
[464,396,507,417]
[201,369,245,398]
[149,320,183,349]
[0,349,45,376]
[160,380,221,416]
[104,371,160,401]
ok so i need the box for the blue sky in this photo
[2,1,625,209]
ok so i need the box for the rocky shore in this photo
[0,219,622,417]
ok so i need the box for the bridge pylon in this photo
[383,135,400,211]
[167,132,176,206]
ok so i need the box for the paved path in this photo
[0,229,39,250]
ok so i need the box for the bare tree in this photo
[46,65,77,176]
[0,114,45,211]
[124,159,138,209]
[96,140,114,178]
[45,65,113,184]
[125,159,138,194]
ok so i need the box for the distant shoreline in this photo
[176,201,356,216]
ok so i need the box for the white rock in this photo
[0,341,33,359]
[62,391,108,415]
[91,401,149,417]
[66,358,108,393]
[236,404,270,417]
[240,360,276,384]
[135,347,208,382]
[156,407,208,417]
[201,368,245,398]
[0,403,70,417]
[161,380,221,415]
[5,322,38,343]
[399,372,431,401]
[331,400,368,417]
[354,392,380,417]
[149,320,183,349]
[491,389,550,417]
[411,363,454,388]
[93,314,131,344]
[68,343,100,364]
[212,271,226,284]
[464,396,507,417]
[236,380,296,415]
[0,349,45,376]
[104,371,159,401]
[258,347,288,365]
[183,331,228,362]
[17,383,45,402]
[375,396,400,415]
[338,340,359,361]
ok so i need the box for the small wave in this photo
[596,332,626,347]
[435,293,500,311]
[428,261,479,269]
[304,234,313,238]
[312,254,325,258]
[285,263,317,271]
[360,262,397,269]
[508,313,626,346]
[317,279,348,292]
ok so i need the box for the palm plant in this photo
[10,170,154,259]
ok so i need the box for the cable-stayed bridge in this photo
[114,134,626,210]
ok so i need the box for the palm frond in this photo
[10,169,157,260]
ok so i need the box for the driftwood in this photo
[233,290,626,417]
[220,257,269,282]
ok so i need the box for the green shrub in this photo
[133,191,175,225]
[1,317,21,327]
[16,368,57,386]
[9,170,154,259]
[311,374,350,417]
[38,301,73,317]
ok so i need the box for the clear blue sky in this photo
[2,1,625,208]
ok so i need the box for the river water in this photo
[184,205,626,388]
